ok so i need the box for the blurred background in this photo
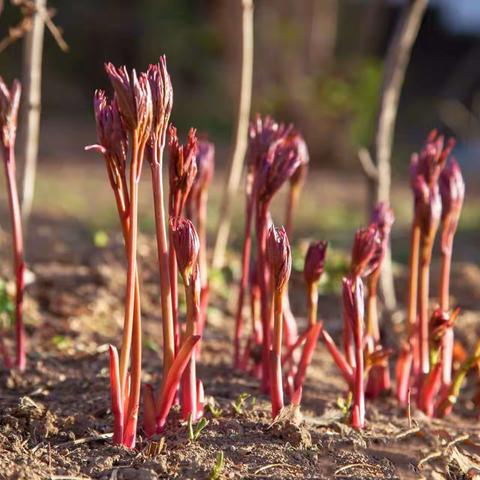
[0,0,480,265]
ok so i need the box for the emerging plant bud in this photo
[368,202,395,275]
[248,114,291,171]
[168,125,198,214]
[439,159,465,254]
[0,77,21,149]
[290,134,309,188]
[342,276,365,332]
[147,56,173,146]
[87,90,128,177]
[304,241,328,286]
[267,225,292,293]
[105,63,153,140]
[170,217,200,284]
[350,224,381,278]
[256,136,302,204]
[411,130,455,188]
[413,175,442,243]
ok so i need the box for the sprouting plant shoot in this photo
[209,451,225,480]
[0,76,26,371]
[188,415,209,442]
[87,56,206,448]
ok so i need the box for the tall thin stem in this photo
[270,290,284,418]
[440,249,453,386]
[418,238,431,376]
[407,222,420,372]
[212,0,254,268]
[151,158,175,375]
[306,282,317,327]
[256,201,270,391]
[3,145,26,370]
[181,281,199,420]
[119,134,140,394]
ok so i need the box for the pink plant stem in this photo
[293,323,322,391]
[256,201,271,392]
[108,345,124,444]
[234,192,254,367]
[282,327,311,366]
[270,290,284,418]
[155,335,201,432]
[2,145,26,370]
[396,345,413,406]
[407,223,420,373]
[320,329,354,388]
[366,273,380,343]
[150,159,175,376]
[419,362,442,417]
[418,238,431,377]
[118,134,140,394]
[343,316,356,369]
[440,250,453,386]
[352,293,365,429]
[180,281,199,420]
[142,384,157,438]
[108,160,142,448]
[168,196,181,352]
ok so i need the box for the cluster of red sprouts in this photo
[87,57,213,447]
[0,57,475,444]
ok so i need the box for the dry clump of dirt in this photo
[0,228,480,479]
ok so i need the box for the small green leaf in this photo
[231,393,252,415]
[188,414,209,442]
[209,451,224,480]
[205,398,223,418]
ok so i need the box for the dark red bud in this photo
[267,225,292,293]
[170,217,200,284]
[304,240,328,285]
[350,224,381,277]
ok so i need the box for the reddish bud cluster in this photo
[304,241,327,286]
[350,224,381,278]
[439,159,465,254]
[170,217,200,285]
[267,225,292,293]
[168,125,199,214]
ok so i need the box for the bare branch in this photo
[358,147,378,180]
[212,0,254,268]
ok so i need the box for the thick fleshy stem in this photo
[293,323,322,392]
[270,290,284,418]
[109,345,124,443]
[181,278,200,420]
[150,158,175,376]
[155,335,201,432]
[406,223,420,374]
[396,343,413,406]
[439,249,453,387]
[320,329,354,389]
[2,145,26,370]
[256,202,271,392]
[118,133,142,398]
[418,362,442,417]
[418,236,432,377]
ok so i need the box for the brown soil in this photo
[1,220,480,480]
